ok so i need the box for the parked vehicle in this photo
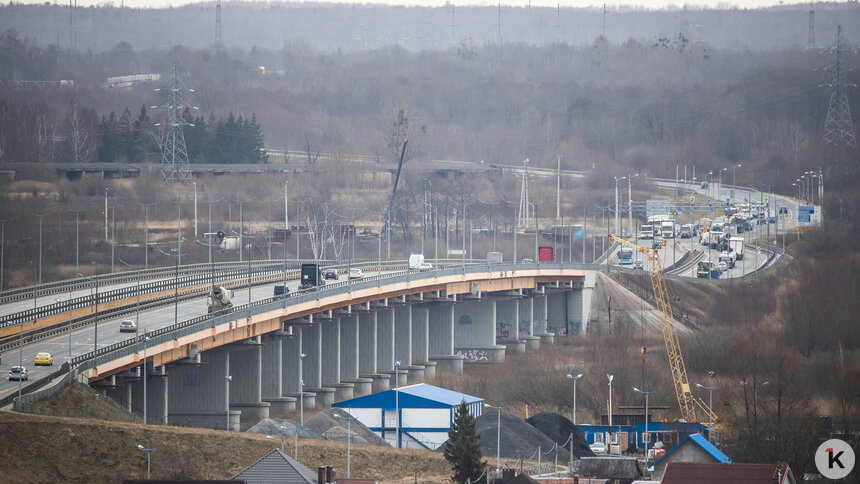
[207,286,234,313]
[34,352,53,366]
[8,365,28,381]
[348,268,363,280]
[589,441,607,454]
[300,263,321,289]
[119,319,138,333]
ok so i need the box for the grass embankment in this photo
[0,386,451,483]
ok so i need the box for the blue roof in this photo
[650,432,732,470]
[333,383,483,409]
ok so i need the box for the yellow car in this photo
[34,352,53,366]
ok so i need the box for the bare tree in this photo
[66,102,95,163]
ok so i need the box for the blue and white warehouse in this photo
[332,383,484,450]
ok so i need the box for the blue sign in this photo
[726,198,730,204]
[708,206,713,211]
[572,229,585,242]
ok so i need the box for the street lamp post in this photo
[394,359,401,448]
[136,435,155,480]
[334,410,357,478]
[484,396,506,475]
[266,425,288,452]
[613,176,626,236]
[628,174,639,237]
[632,386,655,455]
[566,370,583,425]
[607,374,614,453]
[695,380,719,434]
[225,374,232,431]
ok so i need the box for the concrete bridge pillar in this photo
[322,317,354,401]
[358,311,389,393]
[519,296,540,350]
[429,303,462,372]
[395,304,423,383]
[261,332,296,417]
[282,327,315,411]
[495,298,526,354]
[341,313,371,396]
[454,299,505,362]
[229,337,270,426]
[581,272,596,335]
[533,293,553,344]
[411,306,435,378]
[167,347,238,430]
[304,323,335,407]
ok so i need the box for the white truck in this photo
[639,224,654,240]
[207,286,234,313]
[729,237,745,260]
[408,253,432,271]
[661,220,675,238]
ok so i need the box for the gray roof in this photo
[232,448,318,484]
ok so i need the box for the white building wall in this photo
[402,408,450,428]
[349,407,383,430]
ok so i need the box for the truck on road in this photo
[639,224,654,240]
[207,286,234,313]
[409,254,432,271]
[729,237,745,260]
[300,263,321,289]
[696,261,719,279]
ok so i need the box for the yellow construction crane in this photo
[607,234,713,424]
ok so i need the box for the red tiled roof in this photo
[661,462,782,484]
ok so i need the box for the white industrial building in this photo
[332,383,483,450]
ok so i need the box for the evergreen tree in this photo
[444,400,485,483]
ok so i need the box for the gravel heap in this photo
[246,418,325,440]
[440,411,571,463]
[305,408,390,447]
[525,413,595,458]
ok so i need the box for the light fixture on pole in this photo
[484,396,506,475]
[627,173,639,237]
[394,359,401,448]
[225,374,232,431]
[566,370,583,425]
[695,380,719,433]
[334,409,357,478]
[266,425,288,452]
[613,177,626,236]
[607,374,614,453]
[632,385,655,455]
[136,435,155,480]
[299,352,306,427]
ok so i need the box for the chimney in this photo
[325,465,334,483]
[318,467,325,484]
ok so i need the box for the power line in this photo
[153,64,194,184]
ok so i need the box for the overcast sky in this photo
[8,1,828,10]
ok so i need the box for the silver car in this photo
[119,320,138,333]
[8,365,28,381]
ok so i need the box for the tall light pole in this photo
[394,359,401,448]
[334,410,357,477]
[733,164,742,188]
[299,352,306,427]
[136,436,155,480]
[628,174,639,238]
[267,425,288,452]
[225,374,233,431]
[607,374,614,452]
[718,167,728,199]
[613,177,625,236]
[566,370,583,425]
[695,380,718,433]
[484,396,506,474]
[632,385,655,455]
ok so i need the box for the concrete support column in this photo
[411,306,435,378]
[322,317,354,401]
[304,323,335,407]
[341,314,371,396]
[454,299,505,362]
[261,333,296,417]
[160,367,169,426]
[428,303,462,372]
[495,298,525,354]
[166,348,237,430]
[519,296,540,350]
[547,292,567,335]
[230,337,270,425]
[394,304,423,383]
[283,327,315,411]
[359,311,388,393]
[581,272,596,335]
[567,290,584,336]
[533,293,553,344]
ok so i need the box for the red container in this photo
[538,246,554,262]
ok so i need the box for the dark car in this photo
[274,285,290,297]
[323,269,338,280]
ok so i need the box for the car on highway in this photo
[718,260,728,273]
[418,261,433,271]
[273,285,290,297]
[324,268,339,280]
[521,258,534,264]
[8,365,28,381]
[633,260,644,270]
[348,268,363,280]
[589,441,607,454]
[119,319,138,333]
[34,352,53,366]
